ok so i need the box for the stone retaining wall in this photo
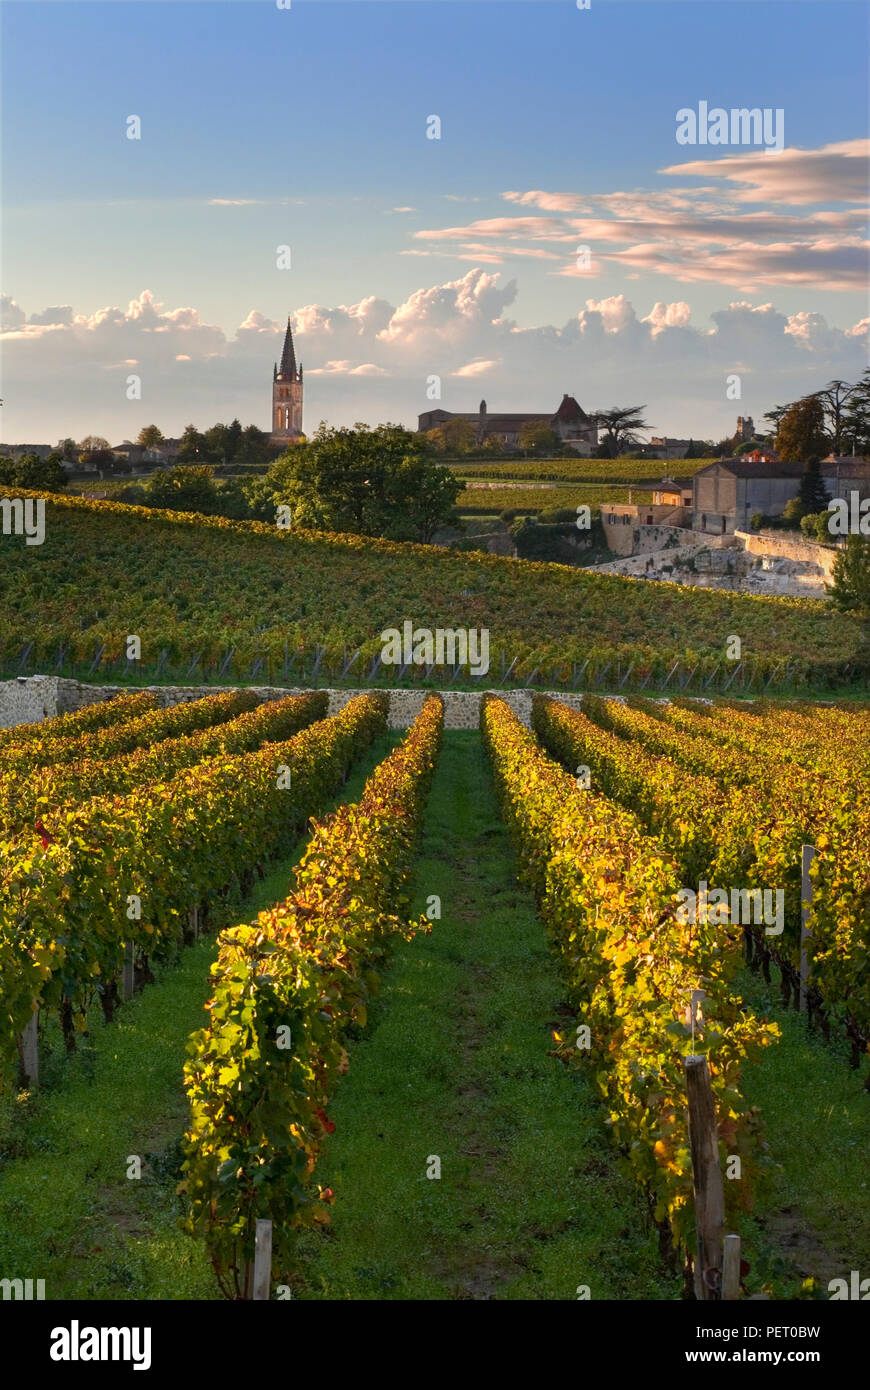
[0,675,591,733]
[734,529,839,580]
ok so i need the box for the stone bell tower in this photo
[271,316,303,443]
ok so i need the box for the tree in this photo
[213,475,252,519]
[177,424,206,463]
[224,418,243,465]
[78,435,111,456]
[136,424,165,450]
[265,422,461,541]
[77,436,115,473]
[800,512,831,544]
[381,453,463,543]
[201,423,228,464]
[0,452,68,491]
[768,377,864,458]
[592,406,650,458]
[775,396,827,462]
[830,535,870,632]
[518,419,559,456]
[236,424,271,467]
[439,417,477,454]
[763,402,791,437]
[58,437,77,462]
[242,474,280,522]
[797,457,830,516]
[812,380,856,456]
[842,369,870,457]
[144,464,219,513]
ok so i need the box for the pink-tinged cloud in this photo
[414,216,574,241]
[594,237,870,291]
[566,208,866,245]
[306,360,389,376]
[503,190,588,212]
[453,358,502,377]
[660,139,870,205]
[456,242,562,261]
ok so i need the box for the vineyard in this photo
[0,685,868,1301]
[456,482,655,515]
[452,457,712,484]
[0,488,863,694]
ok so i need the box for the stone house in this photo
[692,458,870,535]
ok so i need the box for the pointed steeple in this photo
[278,316,298,380]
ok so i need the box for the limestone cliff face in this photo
[590,528,837,598]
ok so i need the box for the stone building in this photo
[692,457,870,534]
[417,394,598,453]
[692,460,806,534]
[271,316,304,444]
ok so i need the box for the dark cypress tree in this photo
[797,457,830,515]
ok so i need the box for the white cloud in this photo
[580,294,637,334]
[2,275,867,443]
[1,295,25,330]
[28,305,74,326]
[642,301,692,335]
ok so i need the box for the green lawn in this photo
[734,963,870,1297]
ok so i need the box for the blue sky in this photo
[2,0,868,443]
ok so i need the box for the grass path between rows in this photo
[0,729,402,1301]
[735,963,870,1295]
[292,730,678,1301]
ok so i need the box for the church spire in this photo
[278,316,298,380]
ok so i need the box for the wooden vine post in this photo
[685,1054,725,1300]
[799,843,816,1013]
[721,1233,741,1301]
[245,1218,273,1301]
[18,1008,39,1089]
[122,941,136,1000]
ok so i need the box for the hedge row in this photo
[540,694,870,1050]
[0,687,261,777]
[181,695,445,1297]
[5,692,327,836]
[0,693,387,1077]
[481,694,778,1259]
[0,688,159,751]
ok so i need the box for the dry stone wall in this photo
[0,675,592,733]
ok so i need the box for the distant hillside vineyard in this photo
[0,490,862,689]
